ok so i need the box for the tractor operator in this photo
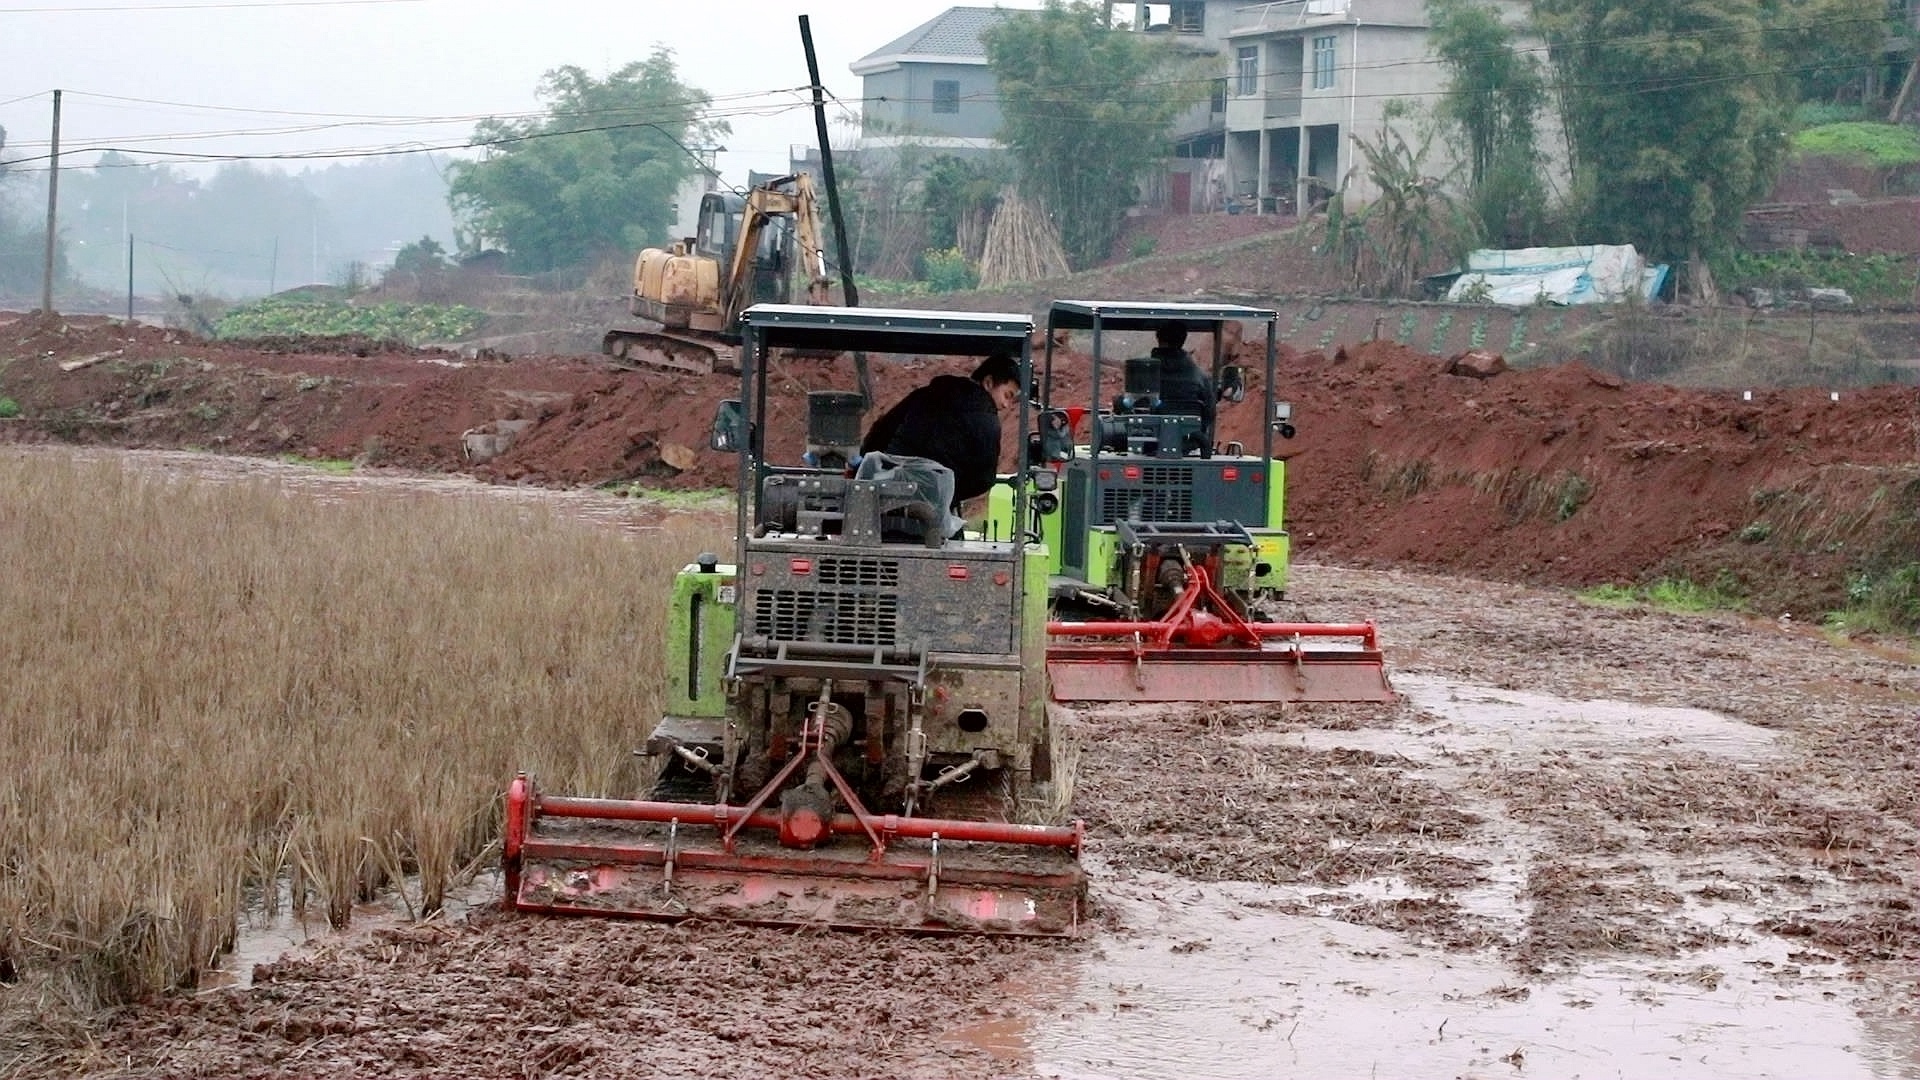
[1150,320,1216,451]
[860,352,1021,510]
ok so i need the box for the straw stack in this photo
[977,189,1071,287]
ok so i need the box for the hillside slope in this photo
[3,311,1913,623]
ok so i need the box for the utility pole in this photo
[41,89,61,315]
[799,14,869,407]
[799,16,857,314]
[126,234,134,327]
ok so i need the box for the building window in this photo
[1171,1,1205,32]
[932,79,959,114]
[1210,78,1227,114]
[1235,47,1259,96]
[1311,35,1337,90]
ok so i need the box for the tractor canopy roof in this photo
[741,304,1033,357]
[1046,300,1278,334]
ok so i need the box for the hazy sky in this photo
[1,0,1043,187]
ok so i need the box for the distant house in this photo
[851,1,1546,217]
[668,146,724,245]
[851,6,1019,165]
[1113,0,1548,214]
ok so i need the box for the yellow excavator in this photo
[602,172,837,376]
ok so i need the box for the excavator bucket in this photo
[1046,566,1394,705]
[503,766,1086,937]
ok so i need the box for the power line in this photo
[1,46,1884,172]
[63,83,804,121]
[0,0,424,11]
[1,108,801,172]
[0,87,812,154]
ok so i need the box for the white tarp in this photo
[1445,244,1668,305]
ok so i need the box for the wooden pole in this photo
[41,89,61,315]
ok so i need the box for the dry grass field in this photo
[0,455,706,1022]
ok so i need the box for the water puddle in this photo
[1269,674,1781,765]
[1029,679,1912,1079]
[940,1017,1034,1061]
[202,872,501,991]
[1032,866,1914,1080]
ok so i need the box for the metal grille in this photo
[752,589,899,646]
[815,556,900,588]
[1099,466,1193,523]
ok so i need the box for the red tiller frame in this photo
[1045,565,1395,703]
[501,710,1086,935]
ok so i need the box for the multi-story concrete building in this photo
[1112,1,1557,215]
[1221,0,1439,212]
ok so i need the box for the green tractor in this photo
[988,299,1392,705]
[505,303,1084,936]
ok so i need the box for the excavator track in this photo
[601,328,740,377]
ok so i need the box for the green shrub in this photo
[1790,123,1920,169]
[1829,563,1920,636]
[1128,233,1158,259]
[1715,250,1919,307]
[920,247,978,294]
[1555,474,1592,522]
[1791,103,1876,129]
[0,397,19,419]
[852,274,930,298]
[1579,575,1746,614]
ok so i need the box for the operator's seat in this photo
[858,453,963,543]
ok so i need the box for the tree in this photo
[1316,110,1477,298]
[448,49,725,274]
[921,154,1009,262]
[984,2,1209,268]
[390,235,450,277]
[1771,0,1892,107]
[1428,0,1551,246]
[1531,0,1875,298]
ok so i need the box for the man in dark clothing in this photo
[860,352,1021,506]
[1149,321,1215,451]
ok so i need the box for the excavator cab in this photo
[690,190,795,309]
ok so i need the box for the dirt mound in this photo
[3,311,1915,617]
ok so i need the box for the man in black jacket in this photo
[860,352,1021,508]
[1149,321,1215,451]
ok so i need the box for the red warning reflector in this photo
[750,563,766,576]
[1123,465,1142,479]
[947,565,969,580]
[789,559,812,574]
[1222,467,1239,481]
[993,571,1011,586]
[1252,472,1265,483]
[1098,469,1111,481]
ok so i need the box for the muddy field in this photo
[0,451,1906,1080]
[2,309,1917,1078]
